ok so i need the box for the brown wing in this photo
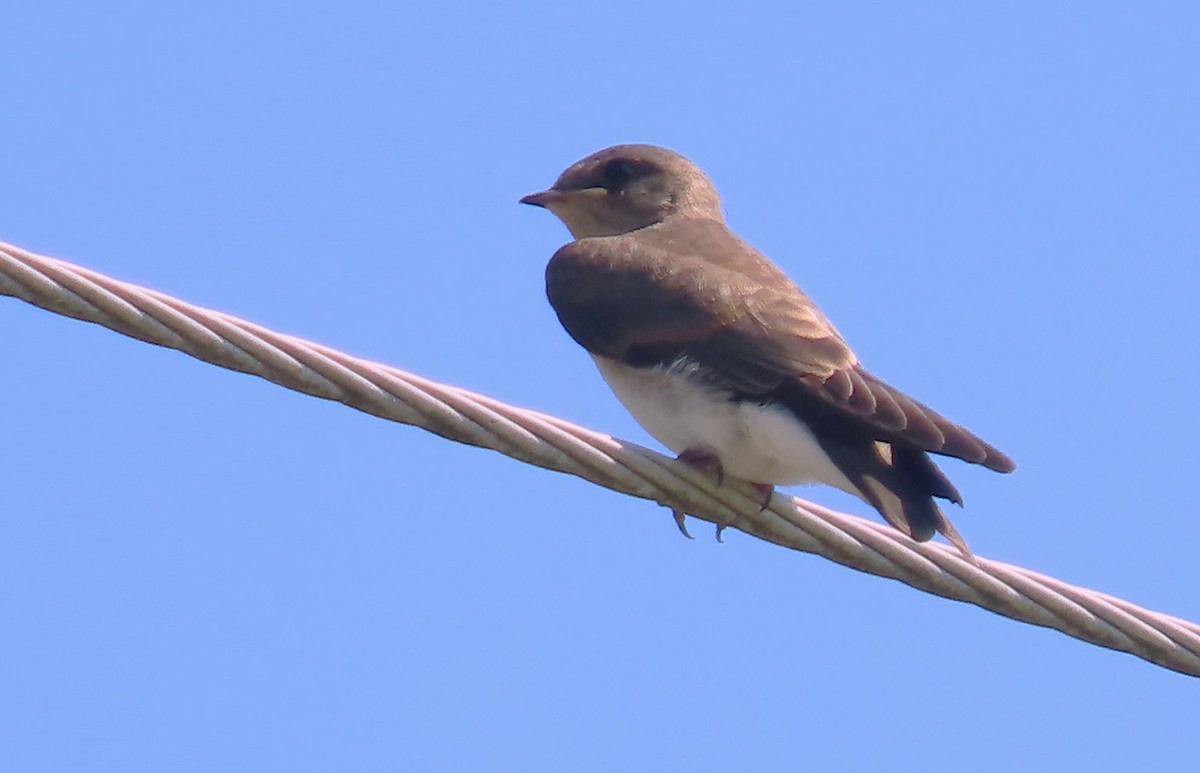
[545,223,1014,473]
[546,220,853,383]
[781,366,1015,472]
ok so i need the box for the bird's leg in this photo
[670,445,725,539]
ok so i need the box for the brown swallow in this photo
[522,144,1014,556]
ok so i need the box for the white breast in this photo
[591,355,860,496]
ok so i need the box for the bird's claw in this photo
[751,482,775,511]
[715,483,772,542]
[672,509,693,539]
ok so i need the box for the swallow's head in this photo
[521,144,723,239]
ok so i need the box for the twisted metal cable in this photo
[2,238,1198,677]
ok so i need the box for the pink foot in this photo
[751,482,775,511]
[675,446,724,484]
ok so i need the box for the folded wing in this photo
[545,225,1014,473]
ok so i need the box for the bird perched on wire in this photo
[521,144,1014,557]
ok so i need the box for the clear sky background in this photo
[2,3,1197,771]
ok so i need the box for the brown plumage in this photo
[524,144,1014,555]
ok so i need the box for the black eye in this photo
[602,159,637,188]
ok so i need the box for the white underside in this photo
[592,355,861,497]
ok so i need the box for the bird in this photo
[520,144,1014,557]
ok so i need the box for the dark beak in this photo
[519,189,561,208]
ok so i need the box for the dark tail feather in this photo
[894,444,962,506]
[819,439,975,560]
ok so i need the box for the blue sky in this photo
[2,3,1198,770]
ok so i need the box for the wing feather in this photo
[545,225,1014,472]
